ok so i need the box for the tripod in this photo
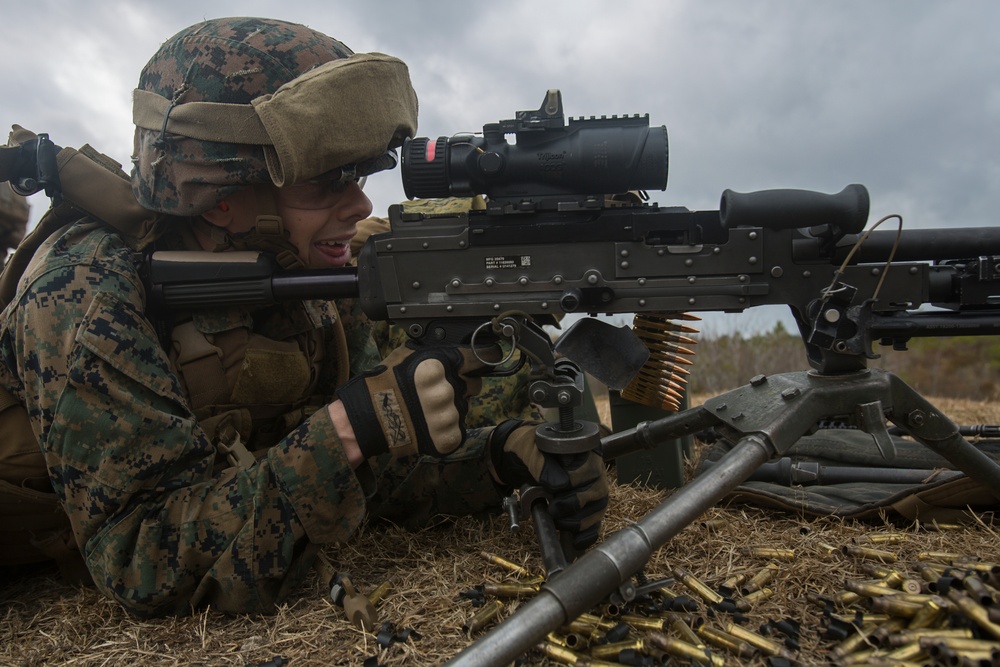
[445,367,1000,667]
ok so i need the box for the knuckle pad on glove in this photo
[413,358,462,455]
[549,476,607,512]
[547,494,581,520]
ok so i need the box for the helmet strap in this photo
[190,187,305,270]
[250,187,304,270]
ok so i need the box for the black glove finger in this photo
[496,450,534,487]
[498,451,571,491]
[547,460,604,514]
[550,492,607,552]
[568,523,601,551]
[556,451,592,475]
[536,453,574,492]
[549,485,609,525]
[547,488,581,522]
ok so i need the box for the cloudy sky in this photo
[2,0,997,334]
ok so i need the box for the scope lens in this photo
[401,137,451,199]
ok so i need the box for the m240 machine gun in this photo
[146,91,1000,667]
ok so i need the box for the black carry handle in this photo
[720,183,870,233]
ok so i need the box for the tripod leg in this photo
[887,374,1000,501]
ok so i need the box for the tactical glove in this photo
[489,419,609,550]
[337,342,491,459]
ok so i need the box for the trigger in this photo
[857,400,896,463]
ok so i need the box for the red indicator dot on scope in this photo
[425,140,437,162]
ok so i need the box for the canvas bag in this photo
[695,428,1000,523]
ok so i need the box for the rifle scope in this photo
[400,90,668,204]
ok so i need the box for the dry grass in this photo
[3,394,999,667]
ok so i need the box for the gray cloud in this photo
[4,0,994,339]
[4,0,996,232]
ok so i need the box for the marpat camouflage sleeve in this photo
[0,220,367,616]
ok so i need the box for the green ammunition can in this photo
[609,390,692,489]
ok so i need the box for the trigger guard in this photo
[472,319,518,367]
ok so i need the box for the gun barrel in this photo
[746,458,965,485]
[842,227,1000,262]
[870,312,1000,339]
[271,270,360,301]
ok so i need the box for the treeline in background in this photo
[687,321,1000,401]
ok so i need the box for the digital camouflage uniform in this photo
[0,208,523,616]
[0,18,528,617]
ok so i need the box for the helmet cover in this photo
[132,17,416,215]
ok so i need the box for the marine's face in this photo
[213,179,373,269]
[273,179,374,269]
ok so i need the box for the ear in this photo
[201,201,233,228]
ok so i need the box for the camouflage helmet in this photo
[132,17,418,215]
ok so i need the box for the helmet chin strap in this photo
[194,187,305,270]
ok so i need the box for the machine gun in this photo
[146,91,1000,667]
[151,90,999,378]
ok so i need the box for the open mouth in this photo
[314,240,351,264]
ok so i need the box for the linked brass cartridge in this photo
[463,600,504,635]
[722,620,797,660]
[674,566,724,605]
[481,583,540,599]
[735,587,774,612]
[695,625,757,660]
[741,547,795,561]
[647,632,726,667]
[588,639,648,661]
[741,562,780,595]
